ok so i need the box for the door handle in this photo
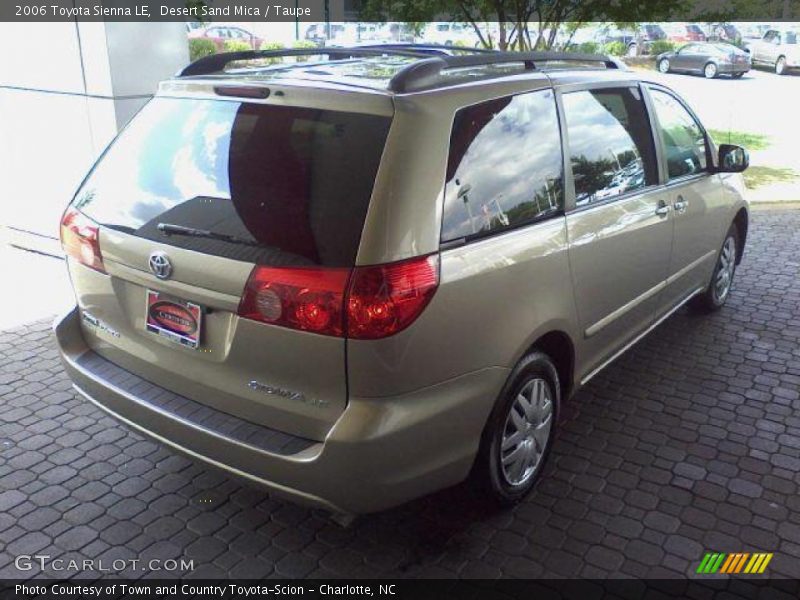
[655,201,671,217]
[674,196,689,214]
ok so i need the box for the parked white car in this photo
[745,28,800,74]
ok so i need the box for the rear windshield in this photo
[74,97,391,267]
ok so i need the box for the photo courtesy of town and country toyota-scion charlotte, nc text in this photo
[13,583,396,597]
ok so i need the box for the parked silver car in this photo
[55,47,750,517]
[745,28,800,74]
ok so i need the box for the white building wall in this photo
[0,22,188,249]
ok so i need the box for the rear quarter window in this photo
[441,89,564,244]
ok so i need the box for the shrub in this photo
[292,39,318,62]
[260,41,286,51]
[293,40,317,49]
[603,41,628,57]
[259,41,286,64]
[648,40,676,55]
[223,39,252,53]
[571,41,599,54]
[189,38,216,62]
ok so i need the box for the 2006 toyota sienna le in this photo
[55,47,750,516]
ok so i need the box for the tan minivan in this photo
[55,47,749,516]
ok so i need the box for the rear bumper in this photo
[718,63,750,74]
[55,306,507,514]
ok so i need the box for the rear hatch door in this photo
[69,90,392,440]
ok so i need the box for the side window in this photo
[441,89,563,243]
[649,89,708,179]
[562,87,657,207]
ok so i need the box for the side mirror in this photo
[717,144,749,173]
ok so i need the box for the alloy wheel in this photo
[659,59,670,73]
[713,236,736,304]
[704,63,717,78]
[500,378,553,486]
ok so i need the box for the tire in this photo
[690,224,739,313]
[472,351,560,505]
[704,62,718,78]
[627,43,638,57]
[775,56,787,75]
[658,58,671,73]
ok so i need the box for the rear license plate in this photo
[145,290,203,349]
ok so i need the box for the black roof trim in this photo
[177,46,623,93]
[388,51,622,93]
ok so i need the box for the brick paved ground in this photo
[0,210,799,580]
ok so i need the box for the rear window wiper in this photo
[157,222,261,248]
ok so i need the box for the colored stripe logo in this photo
[697,552,773,574]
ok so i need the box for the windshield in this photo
[74,97,391,267]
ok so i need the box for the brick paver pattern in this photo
[0,211,798,579]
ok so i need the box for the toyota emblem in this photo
[148,252,173,280]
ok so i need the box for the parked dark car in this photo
[601,24,666,56]
[657,42,751,78]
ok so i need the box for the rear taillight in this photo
[237,254,439,339]
[238,266,350,336]
[60,207,105,273]
[346,255,439,339]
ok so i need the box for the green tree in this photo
[361,0,679,51]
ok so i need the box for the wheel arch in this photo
[523,330,576,400]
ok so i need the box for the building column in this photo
[0,22,188,252]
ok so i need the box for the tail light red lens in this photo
[60,207,105,273]
[238,266,350,336]
[347,255,439,339]
[238,254,439,339]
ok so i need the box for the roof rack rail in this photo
[178,46,432,77]
[388,51,622,93]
